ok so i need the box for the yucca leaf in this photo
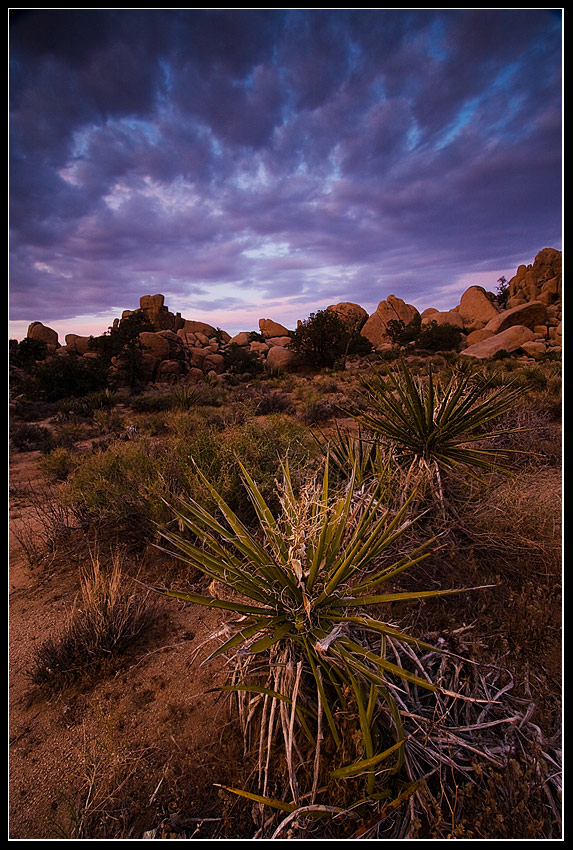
[215,785,297,813]
[237,460,290,563]
[330,585,489,608]
[248,620,294,654]
[215,683,292,703]
[304,638,341,747]
[330,738,405,779]
[337,637,437,691]
[306,454,332,592]
[156,527,269,603]
[190,462,281,572]
[327,614,440,653]
[346,666,376,793]
[159,587,275,616]
[205,617,284,662]
[352,548,433,592]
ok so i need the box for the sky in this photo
[9,8,563,342]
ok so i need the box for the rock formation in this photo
[19,248,561,380]
[326,302,368,329]
[361,295,419,346]
[26,321,60,349]
[506,247,561,307]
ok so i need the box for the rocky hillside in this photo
[22,248,561,385]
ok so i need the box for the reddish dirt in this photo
[9,450,247,839]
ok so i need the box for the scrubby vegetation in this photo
[29,552,162,692]
[290,309,373,369]
[9,348,561,839]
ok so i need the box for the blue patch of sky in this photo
[123,116,161,145]
[434,98,480,151]
[425,15,450,63]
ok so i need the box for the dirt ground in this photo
[9,409,563,839]
[9,449,252,840]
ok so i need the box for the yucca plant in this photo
[345,359,525,485]
[154,457,481,817]
[311,421,391,489]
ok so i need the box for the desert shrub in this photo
[223,342,264,376]
[61,439,167,541]
[33,353,110,401]
[87,311,155,361]
[252,390,294,416]
[61,416,316,540]
[29,553,161,692]
[414,320,463,352]
[298,397,339,424]
[130,392,178,413]
[128,386,201,414]
[290,309,372,370]
[181,416,316,524]
[91,407,126,434]
[10,336,49,370]
[10,422,53,453]
[385,314,422,347]
[83,388,120,410]
[39,447,77,480]
[9,397,57,422]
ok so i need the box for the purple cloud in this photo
[9,9,562,338]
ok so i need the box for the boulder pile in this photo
[22,248,561,384]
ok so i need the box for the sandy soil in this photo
[9,449,248,839]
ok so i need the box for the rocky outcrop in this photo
[484,300,548,336]
[137,294,184,332]
[265,345,298,372]
[507,247,561,307]
[457,286,500,327]
[20,248,561,379]
[421,309,464,329]
[461,325,536,359]
[361,295,420,347]
[327,302,368,329]
[27,321,59,348]
[64,333,92,355]
[259,318,291,338]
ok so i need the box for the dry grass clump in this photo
[29,552,162,692]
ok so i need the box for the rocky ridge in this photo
[24,248,562,384]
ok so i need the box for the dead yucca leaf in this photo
[154,457,488,811]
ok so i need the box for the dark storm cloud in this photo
[9,9,561,334]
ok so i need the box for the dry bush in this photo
[29,552,162,692]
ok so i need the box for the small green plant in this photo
[155,458,476,809]
[312,422,391,489]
